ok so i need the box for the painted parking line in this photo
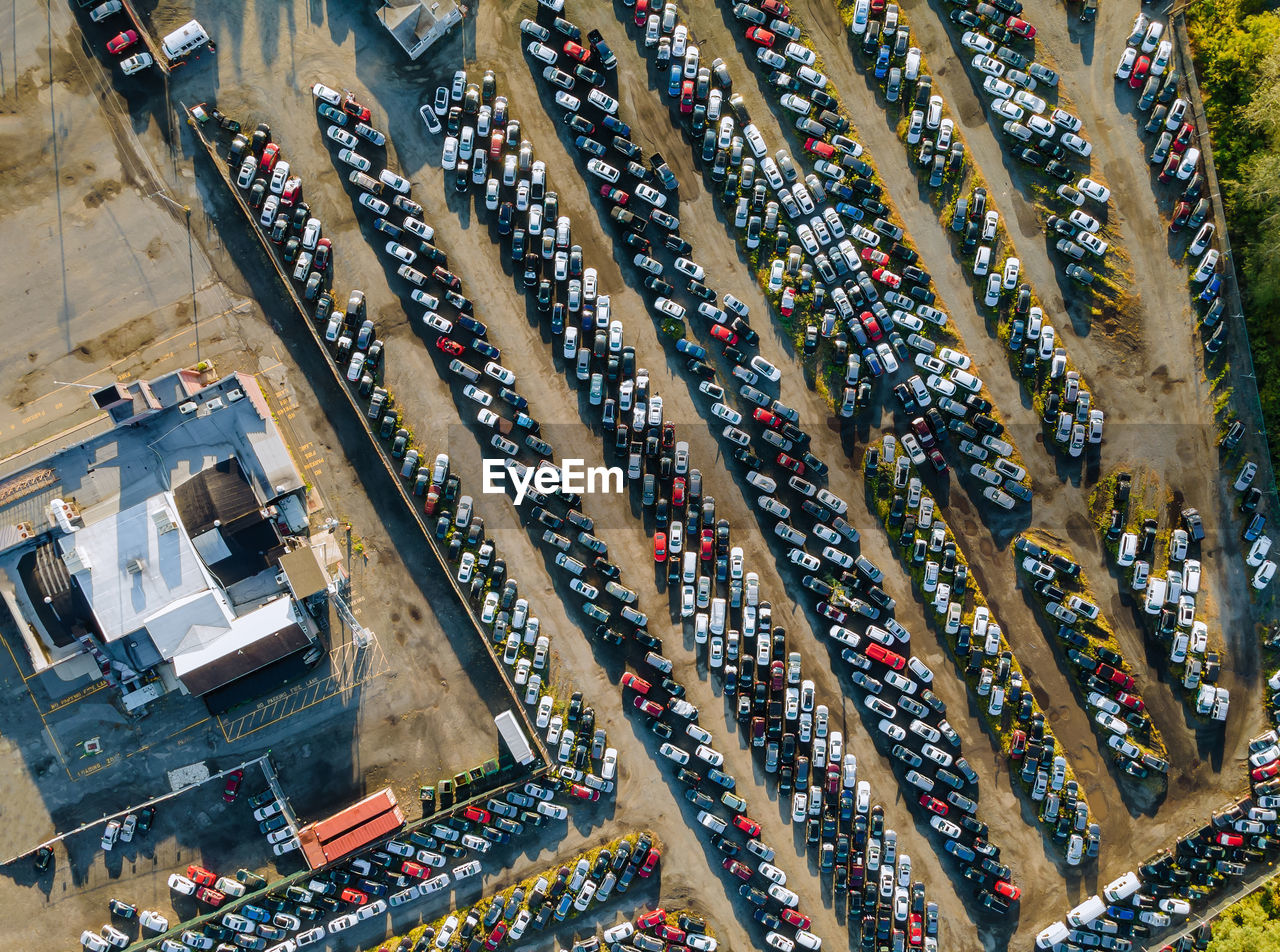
[216,637,391,743]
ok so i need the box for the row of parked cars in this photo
[1103,475,1233,719]
[845,0,1114,469]
[428,834,665,952]
[1014,535,1168,780]
[1037,776,1280,951]
[714,3,1043,494]
[1113,14,1233,355]
[865,439,1100,861]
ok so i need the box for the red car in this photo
[654,530,667,562]
[1010,730,1027,759]
[340,888,368,905]
[671,477,686,507]
[436,337,465,356]
[563,41,591,62]
[709,323,738,344]
[1095,664,1134,691]
[680,80,695,114]
[655,923,686,943]
[861,247,890,266]
[861,311,884,341]
[994,880,1021,901]
[489,131,505,159]
[1216,831,1244,846]
[424,489,440,515]
[314,237,333,270]
[635,697,665,717]
[770,660,785,690]
[780,287,795,317]
[639,847,660,877]
[1115,692,1145,712]
[804,137,836,159]
[745,26,775,47]
[1005,16,1036,37]
[222,769,243,803]
[569,784,599,801]
[870,0,885,10]
[635,909,665,930]
[1170,122,1194,155]
[1129,55,1150,89]
[400,860,427,878]
[761,0,791,16]
[700,529,714,561]
[872,266,901,289]
[342,92,371,123]
[777,453,805,474]
[1253,761,1280,782]
[485,924,507,950]
[909,913,924,947]
[106,30,138,54]
[621,672,652,694]
[865,642,906,670]
[633,0,650,27]
[826,763,841,795]
[781,910,811,930]
[260,143,280,174]
[463,805,491,824]
[195,887,226,907]
[733,814,761,837]
[187,865,217,887]
[753,408,780,427]
[601,185,629,205]
[919,794,948,816]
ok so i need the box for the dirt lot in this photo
[0,0,1270,949]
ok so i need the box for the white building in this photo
[377,0,463,60]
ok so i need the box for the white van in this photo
[1036,922,1069,949]
[1144,577,1168,615]
[1103,871,1142,903]
[709,597,727,636]
[162,20,209,59]
[1066,895,1106,928]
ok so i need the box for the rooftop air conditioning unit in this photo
[227,388,245,402]
[126,558,146,575]
[204,397,226,412]
[179,401,198,414]
[152,509,177,535]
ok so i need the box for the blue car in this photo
[1199,274,1222,303]
[874,46,891,79]
[862,346,884,377]
[676,338,707,360]
[602,114,629,137]
[835,201,865,222]
[668,64,683,98]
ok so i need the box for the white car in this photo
[587,158,620,182]
[1248,535,1272,566]
[168,874,197,895]
[750,355,781,381]
[441,136,459,170]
